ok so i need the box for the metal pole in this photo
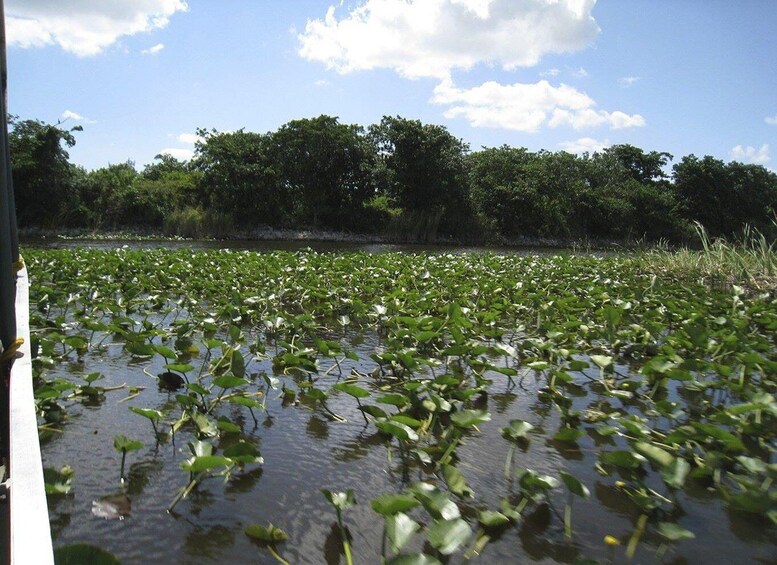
[0,0,17,263]
[0,1,16,562]
[0,0,15,352]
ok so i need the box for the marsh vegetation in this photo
[27,244,775,563]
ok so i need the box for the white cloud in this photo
[558,137,610,154]
[159,147,194,160]
[7,0,188,57]
[432,78,646,132]
[61,109,96,124]
[176,133,201,145]
[618,76,640,88]
[730,144,770,165]
[141,43,165,55]
[766,115,777,126]
[540,68,560,78]
[314,79,332,87]
[572,66,588,78]
[299,0,599,79]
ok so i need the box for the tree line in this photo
[10,114,777,243]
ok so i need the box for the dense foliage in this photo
[29,248,776,563]
[10,115,777,243]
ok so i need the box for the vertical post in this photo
[0,2,17,563]
[0,0,15,351]
[0,0,17,263]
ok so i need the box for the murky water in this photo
[21,236,605,257]
[40,328,776,564]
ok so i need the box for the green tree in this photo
[672,155,777,238]
[194,129,281,227]
[9,117,82,227]
[581,146,683,240]
[269,115,374,229]
[369,115,469,211]
[142,153,192,181]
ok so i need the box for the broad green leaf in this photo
[408,482,460,520]
[661,458,691,489]
[113,434,143,452]
[376,420,419,442]
[245,523,287,543]
[559,471,589,498]
[321,488,356,510]
[656,522,695,541]
[54,544,121,565]
[502,419,534,441]
[212,375,249,389]
[129,407,163,421]
[478,510,510,528]
[441,464,474,498]
[601,450,645,469]
[634,441,675,468]
[427,518,471,555]
[181,455,231,472]
[333,382,371,399]
[590,355,613,369]
[372,493,420,516]
[386,512,420,552]
[450,409,491,428]
[554,426,585,443]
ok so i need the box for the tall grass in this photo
[641,222,777,291]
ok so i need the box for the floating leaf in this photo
[560,471,590,498]
[386,512,420,552]
[656,522,695,541]
[54,544,121,565]
[502,419,534,441]
[181,455,231,473]
[427,518,471,555]
[450,409,491,428]
[376,420,419,442]
[441,464,474,498]
[113,435,143,453]
[333,382,371,398]
[478,510,510,528]
[245,523,287,543]
[372,493,420,516]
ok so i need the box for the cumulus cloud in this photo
[176,133,201,145]
[432,78,645,132]
[618,76,640,88]
[541,68,560,78]
[141,43,165,55]
[766,115,777,126]
[6,0,188,57]
[730,144,770,165]
[159,147,194,160]
[298,0,599,79]
[558,137,610,154]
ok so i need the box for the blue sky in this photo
[6,0,777,172]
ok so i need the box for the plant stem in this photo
[504,444,515,480]
[267,545,291,565]
[336,510,354,565]
[626,513,648,560]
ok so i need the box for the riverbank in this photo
[19,226,635,252]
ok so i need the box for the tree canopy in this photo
[9,114,777,244]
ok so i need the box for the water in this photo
[21,236,596,257]
[39,330,777,564]
[26,242,775,564]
